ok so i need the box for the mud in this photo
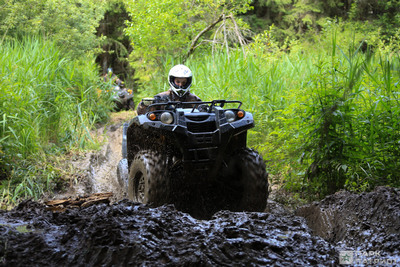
[55,112,129,202]
[0,114,399,266]
[1,199,338,266]
[296,186,400,261]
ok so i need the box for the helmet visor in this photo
[170,76,192,90]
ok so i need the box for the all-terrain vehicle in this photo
[117,99,268,217]
[113,85,135,111]
[103,68,135,112]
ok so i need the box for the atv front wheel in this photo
[128,150,168,205]
[224,148,269,211]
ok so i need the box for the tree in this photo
[123,0,253,74]
[96,0,134,82]
[348,0,400,39]
[0,0,106,58]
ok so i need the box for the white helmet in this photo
[168,64,192,97]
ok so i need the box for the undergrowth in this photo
[0,36,114,208]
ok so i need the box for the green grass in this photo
[0,36,113,207]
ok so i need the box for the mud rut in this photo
[0,112,399,266]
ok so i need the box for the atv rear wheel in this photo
[224,148,268,211]
[128,150,169,205]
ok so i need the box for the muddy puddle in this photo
[0,114,399,266]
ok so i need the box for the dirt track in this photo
[54,111,131,202]
[0,112,399,266]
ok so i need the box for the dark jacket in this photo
[136,89,201,115]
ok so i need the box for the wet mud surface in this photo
[1,115,399,266]
[296,186,400,263]
[0,187,399,266]
[1,200,337,266]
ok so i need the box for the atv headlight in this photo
[160,112,174,124]
[225,110,236,123]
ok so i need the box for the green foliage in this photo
[246,0,400,47]
[0,36,113,206]
[245,0,328,40]
[123,0,253,82]
[1,159,63,208]
[0,0,107,58]
[273,26,400,197]
[96,0,134,83]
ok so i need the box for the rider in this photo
[104,68,123,87]
[136,64,201,115]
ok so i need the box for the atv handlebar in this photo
[145,99,243,113]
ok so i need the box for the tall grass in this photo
[138,28,400,199]
[0,36,113,207]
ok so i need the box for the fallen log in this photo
[45,192,113,212]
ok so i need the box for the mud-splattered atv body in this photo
[117,100,268,217]
[113,86,135,111]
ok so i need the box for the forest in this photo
[1,0,400,207]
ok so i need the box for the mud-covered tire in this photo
[224,148,268,212]
[128,150,168,206]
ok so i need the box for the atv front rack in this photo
[145,99,243,113]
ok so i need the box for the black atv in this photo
[113,85,135,111]
[117,99,268,217]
